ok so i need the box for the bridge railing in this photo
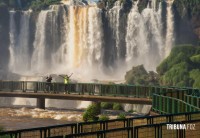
[0,81,155,98]
[152,94,200,114]
[1,111,200,138]
[1,81,200,114]
[1,81,194,99]
[1,81,199,93]
[53,119,200,138]
[0,123,77,138]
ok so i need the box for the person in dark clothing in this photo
[45,75,52,92]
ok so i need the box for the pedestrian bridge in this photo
[0,81,153,109]
[0,81,200,114]
[0,81,200,138]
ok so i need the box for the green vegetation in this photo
[125,65,159,85]
[128,109,136,113]
[83,103,101,122]
[101,102,113,109]
[113,103,123,110]
[0,125,4,132]
[101,0,132,10]
[190,54,200,64]
[101,102,124,110]
[30,0,61,11]
[117,113,126,119]
[98,115,110,121]
[174,0,200,16]
[157,45,200,88]
[0,0,61,10]
[125,45,200,89]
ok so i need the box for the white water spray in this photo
[125,1,163,70]
[6,1,176,108]
[108,1,121,58]
[31,11,48,73]
[9,11,31,74]
[165,0,175,56]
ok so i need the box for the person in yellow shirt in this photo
[59,73,73,93]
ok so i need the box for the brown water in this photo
[0,107,139,131]
[0,107,83,131]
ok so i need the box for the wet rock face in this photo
[0,6,9,70]
[192,15,200,40]
[173,0,200,44]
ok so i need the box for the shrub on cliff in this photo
[157,45,200,88]
[174,0,200,16]
[30,0,61,11]
[98,115,110,121]
[0,125,3,132]
[83,103,101,122]
[117,113,126,119]
[0,0,61,10]
[125,65,159,85]
[101,102,113,109]
[113,103,123,110]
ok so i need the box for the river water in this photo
[0,107,83,131]
[0,106,142,131]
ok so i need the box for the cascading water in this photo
[87,7,103,67]
[51,5,104,80]
[9,11,17,73]
[6,0,175,108]
[9,11,31,74]
[165,0,175,56]
[108,1,121,59]
[125,0,164,71]
[17,0,22,8]
[31,11,49,73]
[8,1,174,79]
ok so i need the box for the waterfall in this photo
[9,11,31,74]
[87,7,103,67]
[125,5,149,65]
[17,0,22,8]
[31,11,49,73]
[51,5,69,70]
[165,0,175,56]
[51,5,104,80]
[9,11,17,73]
[125,1,163,70]
[151,0,157,11]
[3,0,179,109]
[7,0,175,80]
[108,1,121,59]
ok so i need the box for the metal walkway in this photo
[0,81,200,137]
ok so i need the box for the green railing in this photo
[0,111,200,138]
[152,94,200,114]
[54,119,200,138]
[1,81,197,98]
[1,80,200,114]
[0,123,77,138]
[0,81,156,98]
[1,81,200,137]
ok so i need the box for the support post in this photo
[37,98,45,109]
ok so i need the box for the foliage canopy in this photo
[157,45,200,88]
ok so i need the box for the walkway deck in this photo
[0,92,152,105]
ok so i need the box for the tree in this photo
[125,65,159,85]
[157,45,200,88]
[82,103,101,122]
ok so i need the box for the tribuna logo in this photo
[167,124,195,130]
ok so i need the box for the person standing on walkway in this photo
[45,75,52,92]
[59,73,73,94]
